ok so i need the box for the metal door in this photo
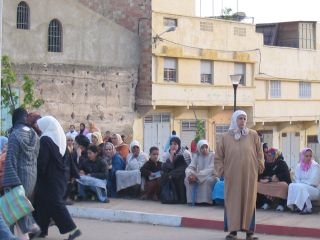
[143,114,170,154]
[281,132,300,170]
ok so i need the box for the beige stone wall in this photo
[3,0,139,67]
[13,63,137,135]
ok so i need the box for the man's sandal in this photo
[225,233,238,240]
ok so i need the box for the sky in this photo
[195,0,320,23]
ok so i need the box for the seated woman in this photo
[161,137,192,166]
[161,137,188,204]
[104,142,125,197]
[184,140,217,205]
[116,141,148,194]
[287,148,320,214]
[257,148,291,211]
[111,134,130,161]
[77,144,109,203]
[91,131,104,157]
[140,146,162,200]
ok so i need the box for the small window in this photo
[48,19,62,52]
[164,18,178,28]
[299,82,311,98]
[201,61,213,84]
[234,63,246,85]
[164,58,177,82]
[270,80,281,98]
[17,1,29,29]
[234,27,246,36]
[200,22,213,32]
[299,23,315,49]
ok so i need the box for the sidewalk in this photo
[67,199,320,238]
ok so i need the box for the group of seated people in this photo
[257,143,320,214]
[65,128,320,214]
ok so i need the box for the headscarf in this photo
[197,139,209,153]
[130,140,141,153]
[79,123,86,135]
[92,131,103,145]
[262,143,268,151]
[0,136,8,153]
[228,110,249,141]
[12,107,28,128]
[267,148,282,161]
[114,134,123,147]
[37,116,66,156]
[300,147,313,172]
[88,121,99,133]
[105,142,116,156]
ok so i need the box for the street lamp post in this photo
[230,74,242,112]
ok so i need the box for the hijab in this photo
[92,131,103,145]
[37,116,66,156]
[197,139,209,153]
[114,134,123,147]
[300,147,313,172]
[88,121,99,133]
[228,110,249,141]
[130,140,141,153]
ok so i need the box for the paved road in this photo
[36,218,318,240]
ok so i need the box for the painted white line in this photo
[67,206,182,227]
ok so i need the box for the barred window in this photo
[48,19,62,52]
[17,1,29,29]
[215,125,229,148]
[200,22,213,32]
[164,58,177,82]
[299,82,311,98]
[201,60,213,84]
[234,27,246,36]
[270,80,281,98]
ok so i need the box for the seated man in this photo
[258,148,291,211]
[116,141,148,195]
[184,140,217,205]
[140,146,162,201]
[287,148,320,214]
[77,144,109,203]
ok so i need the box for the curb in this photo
[68,206,320,238]
[67,206,181,227]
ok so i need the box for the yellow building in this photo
[134,0,320,169]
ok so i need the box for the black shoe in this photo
[65,229,81,240]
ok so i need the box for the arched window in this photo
[48,19,63,52]
[17,1,30,29]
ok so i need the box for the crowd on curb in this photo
[0,108,319,240]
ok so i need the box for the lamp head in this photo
[230,74,242,85]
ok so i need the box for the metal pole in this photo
[237,0,239,14]
[233,84,238,112]
[212,0,214,16]
[200,0,202,17]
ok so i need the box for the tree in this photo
[220,7,233,20]
[1,55,44,114]
[194,119,205,144]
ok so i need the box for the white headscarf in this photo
[229,110,249,141]
[37,116,66,156]
[197,139,209,153]
[130,140,141,153]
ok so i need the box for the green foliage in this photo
[194,119,205,144]
[220,7,233,20]
[1,55,44,114]
[1,55,18,114]
[21,75,45,109]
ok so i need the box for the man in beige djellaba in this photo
[214,110,264,240]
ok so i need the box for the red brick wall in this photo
[78,0,152,114]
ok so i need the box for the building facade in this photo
[132,0,320,170]
[1,0,151,138]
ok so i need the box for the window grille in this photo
[48,19,62,52]
[234,27,246,36]
[164,58,177,82]
[200,22,213,32]
[215,125,229,147]
[17,1,29,29]
[201,61,213,84]
[270,80,281,98]
[299,82,311,98]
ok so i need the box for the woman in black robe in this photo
[161,137,188,204]
[34,116,81,240]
